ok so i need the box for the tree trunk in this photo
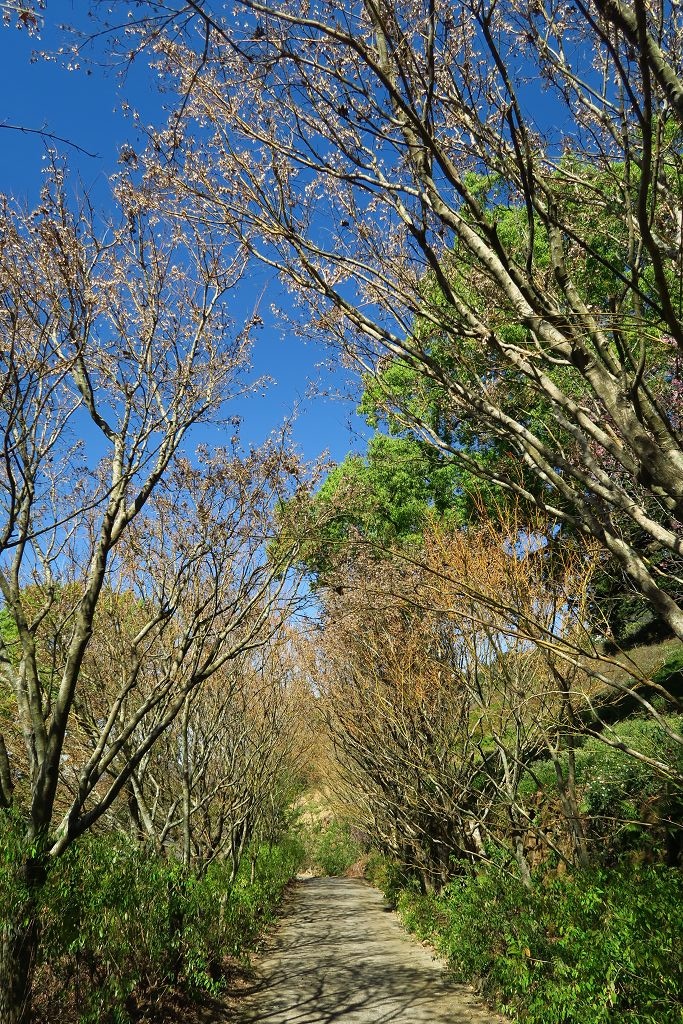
[513,833,533,890]
[0,859,45,1024]
[167,873,186,985]
[0,919,37,1024]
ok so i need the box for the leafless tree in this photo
[311,508,683,888]
[106,0,683,637]
[0,170,304,1023]
[115,631,308,879]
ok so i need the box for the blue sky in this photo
[0,5,368,467]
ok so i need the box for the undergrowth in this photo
[367,855,683,1023]
[25,831,305,1024]
[300,817,363,876]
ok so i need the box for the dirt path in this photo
[234,877,508,1024]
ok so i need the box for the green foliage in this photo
[0,811,31,903]
[357,361,530,526]
[516,715,683,862]
[276,433,467,581]
[23,831,305,1024]
[578,715,682,789]
[39,837,173,1021]
[178,834,305,990]
[360,707,683,1020]
[301,818,363,876]
[383,863,683,1023]
[364,852,415,904]
[0,605,18,650]
[653,647,683,689]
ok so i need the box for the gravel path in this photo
[235,877,508,1024]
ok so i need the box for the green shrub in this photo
[381,861,683,1023]
[364,852,414,902]
[395,885,444,941]
[516,715,683,862]
[302,818,363,876]
[40,836,176,1022]
[34,830,305,1023]
[652,646,683,689]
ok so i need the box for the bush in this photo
[180,836,304,990]
[302,818,363,876]
[378,860,683,1023]
[364,853,419,905]
[516,714,683,863]
[652,646,683,690]
[32,831,305,1023]
[39,837,176,1022]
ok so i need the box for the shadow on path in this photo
[235,877,507,1024]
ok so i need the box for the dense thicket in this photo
[11,829,305,1024]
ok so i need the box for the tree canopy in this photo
[111,0,683,638]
